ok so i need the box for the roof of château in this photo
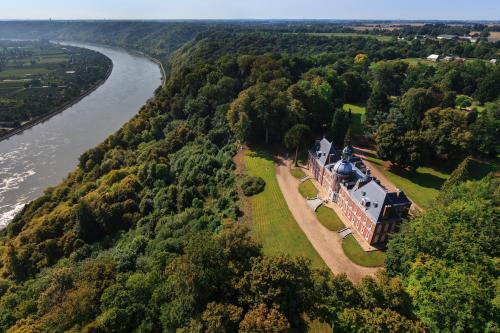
[350,180,388,222]
[310,139,412,223]
[312,138,339,166]
[349,178,411,223]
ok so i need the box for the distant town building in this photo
[437,34,458,40]
[308,139,412,245]
[427,54,440,62]
[490,59,497,65]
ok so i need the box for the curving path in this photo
[275,157,379,283]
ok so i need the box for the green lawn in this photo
[291,167,306,179]
[363,155,498,209]
[316,206,345,231]
[244,150,327,269]
[342,235,386,267]
[343,103,366,136]
[363,155,448,208]
[299,179,318,198]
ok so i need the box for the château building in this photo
[308,138,411,245]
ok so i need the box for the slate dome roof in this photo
[333,159,353,176]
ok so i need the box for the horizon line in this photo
[0,18,499,23]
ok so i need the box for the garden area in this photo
[299,179,318,198]
[342,235,386,267]
[316,206,344,231]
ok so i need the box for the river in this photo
[0,42,162,228]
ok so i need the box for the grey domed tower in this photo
[330,146,354,200]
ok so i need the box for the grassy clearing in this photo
[316,206,344,231]
[299,179,318,198]
[343,103,366,136]
[363,155,448,208]
[342,235,386,267]
[305,32,393,42]
[363,155,497,209]
[291,167,306,179]
[244,150,327,269]
[308,320,332,333]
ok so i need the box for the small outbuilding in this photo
[490,59,497,65]
[427,54,440,62]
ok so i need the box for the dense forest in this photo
[0,22,498,332]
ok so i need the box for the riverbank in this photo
[0,57,113,143]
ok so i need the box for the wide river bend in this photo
[0,42,162,227]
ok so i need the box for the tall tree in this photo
[284,124,312,166]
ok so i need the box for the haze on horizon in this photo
[1,0,499,21]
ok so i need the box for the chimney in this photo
[382,205,391,219]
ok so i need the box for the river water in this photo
[0,42,162,228]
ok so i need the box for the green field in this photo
[363,155,497,209]
[305,32,394,42]
[291,167,307,179]
[0,67,51,79]
[244,150,327,269]
[363,155,448,208]
[299,179,319,198]
[343,103,366,136]
[342,235,386,267]
[316,206,345,231]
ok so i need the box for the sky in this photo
[1,0,499,21]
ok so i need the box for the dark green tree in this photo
[284,124,312,165]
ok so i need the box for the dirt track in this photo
[275,158,379,283]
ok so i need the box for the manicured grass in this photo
[343,103,366,136]
[299,179,318,199]
[291,167,306,179]
[363,155,498,209]
[342,235,386,267]
[316,206,344,231]
[244,150,327,269]
[363,155,448,208]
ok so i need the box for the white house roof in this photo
[427,54,439,60]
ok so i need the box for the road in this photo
[275,157,379,283]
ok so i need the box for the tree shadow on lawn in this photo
[388,159,497,191]
[245,147,285,166]
[389,166,446,191]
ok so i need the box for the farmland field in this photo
[244,150,327,269]
[0,40,111,136]
[304,32,394,42]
